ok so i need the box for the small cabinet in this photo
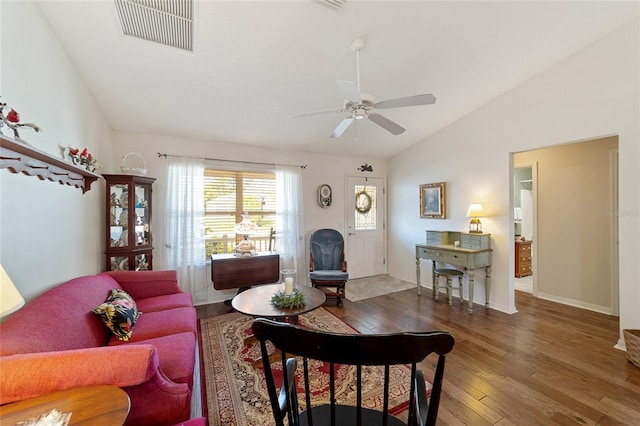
[460,233,491,250]
[104,174,156,271]
[515,240,532,277]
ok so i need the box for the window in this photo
[354,184,377,230]
[204,169,276,256]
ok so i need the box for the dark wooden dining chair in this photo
[251,318,455,426]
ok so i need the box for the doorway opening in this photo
[511,136,619,316]
[513,163,536,294]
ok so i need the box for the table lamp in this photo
[234,214,258,255]
[1,264,25,317]
[466,203,484,233]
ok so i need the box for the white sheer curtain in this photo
[276,165,305,284]
[164,156,208,302]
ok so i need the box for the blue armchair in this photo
[309,228,349,305]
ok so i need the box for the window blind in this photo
[204,169,276,255]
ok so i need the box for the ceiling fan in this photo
[293,38,436,138]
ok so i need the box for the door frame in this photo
[513,160,538,296]
[610,149,619,316]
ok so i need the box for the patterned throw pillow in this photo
[93,289,141,341]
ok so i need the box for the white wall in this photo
[111,131,387,303]
[0,1,113,301]
[388,19,639,343]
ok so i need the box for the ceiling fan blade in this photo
[376,93,436,110]
[337,80,362,104]
[330,117,355,138]
[368,113,405,135]
[290,108,345,119]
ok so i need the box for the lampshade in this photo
[466,203,484,234]
[465,203,484,218]
[234,214,258,236]
[0,264,25,317]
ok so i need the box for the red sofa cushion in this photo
[107,307,196,344]
[136,292,193,313]
[102,270,183,299]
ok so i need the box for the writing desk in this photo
[415,231,492,313]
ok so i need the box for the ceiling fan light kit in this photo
[294,38,436,139]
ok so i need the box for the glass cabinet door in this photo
[109,255,130,271]
[135,253,150,271]
[109,183,130,248]
[108,252,152,271]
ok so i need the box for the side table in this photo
[210,252,280,290]
[0,385,130,425]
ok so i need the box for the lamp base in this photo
[468,218,482,233]
[234,236,256,256]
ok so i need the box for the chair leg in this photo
[457,276,464,305]
[434,274,440,301]
[447,277,453,305]
[312,281,346,305]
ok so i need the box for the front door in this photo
[346,176,385,279]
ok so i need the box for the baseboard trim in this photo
[536,292,613,316]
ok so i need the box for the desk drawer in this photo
[516,263,532,277]
[424,248,469,266]
[517,243,531,255]
[417,246,429,258]
[518,256,531,265]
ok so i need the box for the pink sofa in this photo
[0,270,197,425]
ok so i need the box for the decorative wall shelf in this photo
[0,134,101,193]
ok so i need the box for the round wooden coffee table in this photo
[232,283,326,324]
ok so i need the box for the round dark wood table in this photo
[0,385,130,425]
[231,283,326,324]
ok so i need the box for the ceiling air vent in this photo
[114,0,193,51]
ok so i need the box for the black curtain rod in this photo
[157,152,307,169]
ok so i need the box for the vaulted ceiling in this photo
[37,1,639,159]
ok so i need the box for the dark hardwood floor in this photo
[196,287,640,425]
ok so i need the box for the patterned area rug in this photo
[199,307,428,426]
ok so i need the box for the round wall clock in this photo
[318,184,332,207]
[355,191,372,214]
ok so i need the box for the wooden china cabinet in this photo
[104,174,156,271]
